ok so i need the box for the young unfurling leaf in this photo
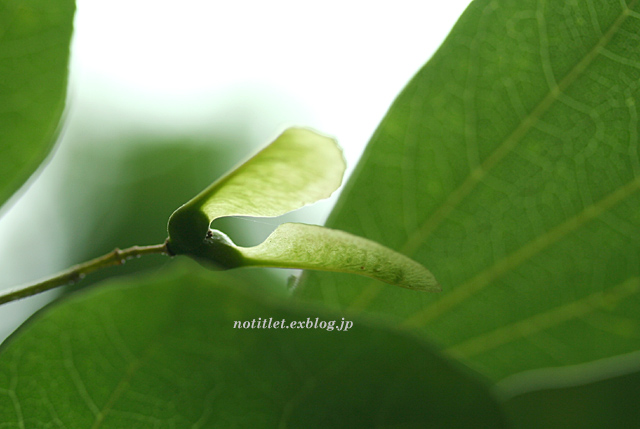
[167,127,345,255]
[167,127,439,291]
[238,223,440,292]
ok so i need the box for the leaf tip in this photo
[394,266,441,292]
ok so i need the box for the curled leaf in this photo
[167,127,345,254]
[238,223,441,292]
[166,127,440,291]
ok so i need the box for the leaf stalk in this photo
[0,243,169,306]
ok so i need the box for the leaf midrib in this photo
[401,0,638,257]
[347,0,639,315]
[444,277,640,360]
[91,348,147,429]
[404,174,640,327]
[90,300,174,428]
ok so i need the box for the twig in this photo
[0,242,169,306]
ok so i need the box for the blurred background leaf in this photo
[0,261,507,428]
[0,0,74,209]
[296,0,640,389]
[53,129,289,295]
[55,132,246,282]
[0,107,296,342]
[500,353,640,428]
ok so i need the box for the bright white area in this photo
[70,0,472,171]
[0,0,472,341]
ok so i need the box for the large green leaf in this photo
[297,0,640,383]
[500,354,640,428]
[0,262,506,427]
[0,0,75,208]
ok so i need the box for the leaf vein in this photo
[400,0,637,258]
[537,0,558,90]
[62,334,101,418]
[91,347,147,428]
[403,174,640,327]
[444,277,640,359]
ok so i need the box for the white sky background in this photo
[0,0,472,340]
[71,0,472,168]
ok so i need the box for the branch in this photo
[0,242,169,306]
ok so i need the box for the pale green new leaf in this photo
[167,127,438,291]
[239,223,440,292]
[167,127,345,254]
[190,127,346,220]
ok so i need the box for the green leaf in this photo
[51,133,271,291]
[167,127,346,255]
[166,127,438,291]
[0,0,75,208]
[296,0,640,383]
[0,262,506,427]
[500,354,640,428]
[239,222,440,292]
